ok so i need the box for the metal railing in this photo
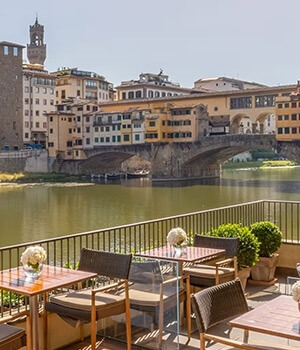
[0,199,300,316]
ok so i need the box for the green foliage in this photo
[64,261,79,270]
[0,290,24,307]
[187,231,194,246]
[249,221,282,257]
[249,149,278,160]
[206,223,260,268]
[262,160,296,167]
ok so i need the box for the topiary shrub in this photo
[206,223,260,268]
[249,221,282,257]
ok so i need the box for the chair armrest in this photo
[215,257,235,267]
[91,279,127,295]
[162,274,188,286]
[0,310,30,324]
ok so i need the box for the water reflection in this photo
[0,167,299,247]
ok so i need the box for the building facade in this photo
[115,71,194,101]
[275,85,300,141]
[52,68,112,105]
[23,63,56,146]
[0,41,24,151]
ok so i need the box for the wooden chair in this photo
[184,235,238,288]
[127,260,191,348]
[0,311,31,350]
[192,279,296,350]
[45,248,132,350]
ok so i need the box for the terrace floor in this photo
[57,274,300,350]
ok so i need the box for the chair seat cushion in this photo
[0,324,26,350]
[46,289,126,324]
[184,264,235,278]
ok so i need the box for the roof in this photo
[99,84,297,107]
[194,76,266,87]
[0,41,25,48]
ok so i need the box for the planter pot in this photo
[237,266,251,291]
[250,253,279,282]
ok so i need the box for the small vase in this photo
[23,262,43,279]
[173,245,183,257]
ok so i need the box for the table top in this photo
[230,295,300,341]
[135,245,225,263]
[0,265,97,297]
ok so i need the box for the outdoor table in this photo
[0,265,97,350]
[230,295,300,343]
[135,245,225,274]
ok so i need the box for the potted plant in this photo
[249,221,282,285]
[206,223,260,290]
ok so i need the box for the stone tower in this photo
[27,15,46,66]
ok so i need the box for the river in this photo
[1,167,300,247]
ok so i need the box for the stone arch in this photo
[255,112,275,134]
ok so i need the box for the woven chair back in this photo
[191,279,248,333]
[78,248,132,279]
[129,260,163,284]
[194,235,239,258]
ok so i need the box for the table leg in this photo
[29,295,39,350]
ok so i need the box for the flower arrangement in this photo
[292,281,300,302]
[20,246,47,270]
[167,227,187,247]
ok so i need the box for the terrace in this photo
[1,199,300,349]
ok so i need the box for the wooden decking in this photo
[57,275,300,350]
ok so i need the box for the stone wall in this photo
[0,150,48,173]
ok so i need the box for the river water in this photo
[1,167,300,247]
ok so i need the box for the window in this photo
[66,141,72,147]
[149,121,155,127]
[24,86,29,93]
[292,127,297,134]
[86,117,90,122]
[128,91,134,99]
[43,99,47,105]
[3,46,8,55]
[284,103,289,108]
[122,92,126,100]
[117,135,121,142]
[292,102,297,108]
[86,138,90,145]
[77,116,81,122]
[94,137,99,143]
[25,133,29,138]
[86,127,90,133]
[148,90,154,98]
[35,110,39,116]
[43,88,47,94]
[278,115,282,121]
[50,116,53,122]
[230,97,252,109]
[135,134,140,141]
[255,95,276,108]
[292,114,297,120]
[77,90,80,97]
[105,137,110,142]
[50,100,54,105]
[61,90,66,99]
[35,98,39,105]
[69,128,72,134]
[25,121,29,128]
[105,126,109,132]
[112,136,116,142]
[50,88,54,95]
[77,128,81,133]
[68,117,72,122]
[48,142,54,147]
[100,137,104,143]
[25,98,29,104]
[25,110,29,116]
[284,115,289,121]
[278,103,283,109]
[50,128,53,134]
[136,90,142,98]
[284,127,290,134]
[123,135,130,141]
[155,91,160,98]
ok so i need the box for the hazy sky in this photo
[1,0,299,88]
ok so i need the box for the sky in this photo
[1,0,299,88]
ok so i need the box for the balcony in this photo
[1,200,300,349]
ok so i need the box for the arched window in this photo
[148,90,154,98]
[155,91,160,98]
[136,90,142,98]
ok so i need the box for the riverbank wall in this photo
[0,150,48,173]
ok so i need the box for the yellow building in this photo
[52,68,112,105]
[47,100,98,159]
[275,86,300,141]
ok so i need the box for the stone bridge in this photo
[58,135,300,179]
